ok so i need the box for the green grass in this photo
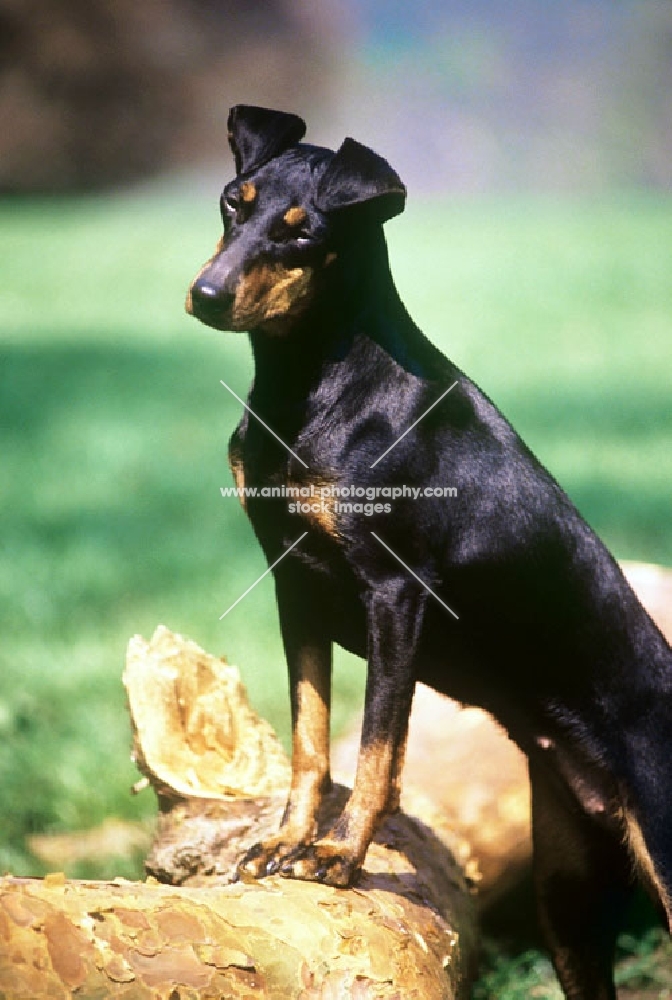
[475,926,672,998]
[1,185,671,992]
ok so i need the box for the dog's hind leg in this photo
[620,750,672,933]
[529,758,635,1000]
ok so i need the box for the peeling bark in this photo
[0,869,472,999]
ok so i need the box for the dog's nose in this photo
[189,278,236,325]
[190,278,233,307]
[193,280,218,299]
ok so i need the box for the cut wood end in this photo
[123,626,290,801]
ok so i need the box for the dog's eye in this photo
[220,195,238,226]
[272,207,313,247]
[269,221,312,246]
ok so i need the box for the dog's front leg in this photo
[279,582,422,887]
[237,571,332,879]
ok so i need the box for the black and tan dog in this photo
[187,105,672,1000]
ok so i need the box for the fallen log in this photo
[0,869,473,1000]
[0,626,478,1000]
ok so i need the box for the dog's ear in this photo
[227,105,306,175]
[314,138,406,225]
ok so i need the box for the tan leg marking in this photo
[623,807,672,926]
[285,732,406,887]
[237,645,331,879]
[284,666,331,837]
[340,735,402,850]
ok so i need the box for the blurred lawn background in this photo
[2,2,672,995]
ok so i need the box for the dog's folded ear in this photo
[315,138,406,225]
[227,105,307,175]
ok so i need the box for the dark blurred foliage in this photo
[0,0,340,192]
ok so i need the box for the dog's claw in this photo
[278,844,305,872]
[235,841,269,881]
[236,836,312,881]
[277,843,360,887]
[244,843,264,862]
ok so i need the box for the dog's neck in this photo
[248,227,417,396]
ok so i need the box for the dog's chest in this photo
[284,471,342,540]
[231,409,346,534]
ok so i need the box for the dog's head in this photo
[186,105,406,334]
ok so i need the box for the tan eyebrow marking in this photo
[240,182,257,203]
[283,206,307,227]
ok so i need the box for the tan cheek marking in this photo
[324,252,338,267]
[283,205,307,227]
[240,181,257,203]
[233,266,273,323]
[233,264,314,328]
[264,268,312,318]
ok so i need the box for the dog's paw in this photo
[279,841,361,888]
[236,836,306,881]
